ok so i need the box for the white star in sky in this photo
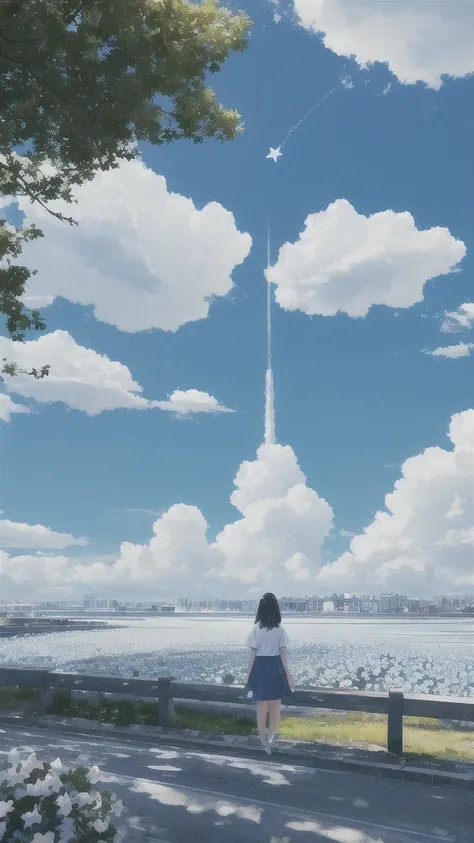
[266,146,282,163]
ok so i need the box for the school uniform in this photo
[245,623,291,701]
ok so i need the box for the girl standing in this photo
[245,592,294,753]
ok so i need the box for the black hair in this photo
[255,592,281,630]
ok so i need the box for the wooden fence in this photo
[1,666,473,756]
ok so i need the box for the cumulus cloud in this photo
[153,389,233,416]
[109,443,333,595]
[316,410,474,595]
[0,552,113,598]
[0,443,334,599]
[294,0,474,88]
[441,302,474,333]
[266,199,466,317]
[266,200,466,318]
[0,519,88,549]
[4,158,252,333]
[0,393,30,423]
[2,329,153,415]
[212,443,334,587]
[2,331,234,419]
[3,414,472,600]
[426,343,474,359]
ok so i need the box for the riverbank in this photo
[0,619,117,637]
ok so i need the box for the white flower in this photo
[111,798,124,817]
[56,793,73,817]
[23,753,44,776]
[7,749,20,766]
[87,765,102,784]
[22,807,43,828]
[75,791,95,807]
[3,767,28,787]
[27,773,62,797]
[93,818,110,833]
[32,833,55,843]
[90,790,103,810]
[51,758,68,776]
[0,802,13,820]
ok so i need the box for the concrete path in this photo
[0,724,472,843]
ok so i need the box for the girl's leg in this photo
[256,701,269,744]
[267,699,281,742]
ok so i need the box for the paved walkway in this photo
[0,723,472,843]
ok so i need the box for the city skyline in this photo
[2,590,473,615]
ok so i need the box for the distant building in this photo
[360,598,378,613]
[323,600,336,612]
[83,594,108,610]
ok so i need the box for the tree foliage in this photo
[0,0,251,373]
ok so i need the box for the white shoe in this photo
[264,742,272,755]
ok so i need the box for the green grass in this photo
[0,684,39,708]
[176,707,254,735]
[50,692,160,726]
[278,713,474,761]
[4,685,473,763]
[49,692,255,734]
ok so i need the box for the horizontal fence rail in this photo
[1,666,473,755]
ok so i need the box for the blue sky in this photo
[1,1,473,600]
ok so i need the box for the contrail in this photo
[264,222,275,445]
[266,75,353,162]
[280,83,340,150]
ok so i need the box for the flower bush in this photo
[0,750,125,843]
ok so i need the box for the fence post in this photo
[157,677,176,728]
[39,673,59,713]
[387,689,404,755]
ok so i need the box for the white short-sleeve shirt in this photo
[246,623,289,656]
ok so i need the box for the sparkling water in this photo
[0,615,472,698]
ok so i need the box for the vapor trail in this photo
[264,222,275,445]
[279,83,340,150]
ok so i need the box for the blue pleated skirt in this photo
[246,655,292,702]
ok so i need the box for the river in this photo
[0,614,472,697]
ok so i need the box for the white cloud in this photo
[112,442,333,595]
[2,329,152,415]
[4,413,472,600]
[0,392,30,423]
[21,293,55,309]
[294,0,474,88]
[154,389,233,416]
[266,200,466,318]
[426,342,474,359]
[212,443,334,587]
[441,302,474,333]
[0,519,88,549]
[0,443,334,599]
[0,552,112,598]
[5,158,252,333]
[316,410,474,595]
[2,332,234,419]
